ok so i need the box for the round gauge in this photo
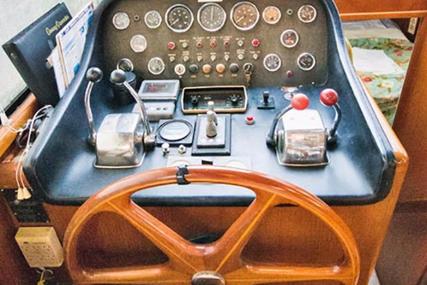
[159,120,192,142]
[297,52,316,71]
[130,34,147,53]
[144,10,162,29]
[197,3,227,32]
[262,6,281,25]
[116,58,134,72]
[230,1,260,31]
[148,57,165,75]
[112,12,130,30]
[280,29,299,48]
[298,5,317,23]
[165,4,194,33]
[263,53,282,72]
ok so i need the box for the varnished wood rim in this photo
[64,166,360,284]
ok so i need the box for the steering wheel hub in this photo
[192,271,226,285]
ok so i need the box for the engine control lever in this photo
[320,88,342,144]
[84,67,103,146]
[110,69,156,149]
[266,93,309,148]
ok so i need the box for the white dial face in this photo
[130,34,147,53]
[262,6,281,25]
[263,53,282,72]
[148,57,165,75]
[197,3,227,32]
[230,1,260,31]
[298,5,317,23]
[112,12,130,30]
[144,10,162,29]
[165,4,194,33]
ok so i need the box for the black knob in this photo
[191,95,199,106]
[189,64,199,74]
[229,63,239,74]
[110,69,127,85]
[230,94,239,106]
[86,67,103,83]
[263,91,270,105]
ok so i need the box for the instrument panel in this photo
[103,0,328,87]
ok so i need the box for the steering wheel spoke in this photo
[106,197,203,273]
[225,263,355,284]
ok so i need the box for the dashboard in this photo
[103,0,328,87]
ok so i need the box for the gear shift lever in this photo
[320,88,342,144]
[110,69,155,149]
[84,67,103,146]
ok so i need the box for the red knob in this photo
[291,94,309,110]
[167,41,176,50]
[251,38,261,48]
[320,88,339,106]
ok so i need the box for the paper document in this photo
[352,48,404,75]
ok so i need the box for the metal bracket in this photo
[176,166,190,185]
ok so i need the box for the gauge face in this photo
[280,29,299,48]
[116,58,134,72]
[297,53,316,71]
[148,57,165,75]
[144,10,162,29]
[263,6,281,25]
[263,53,282,72]
[130,34,147,53]
[197,3,226,32]
[112,12,130,30]
[298,5,317,23]
[231,1,260,31]
[165,4,194,33]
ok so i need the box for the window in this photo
[0,0,97,110]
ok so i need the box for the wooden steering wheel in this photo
[64,166,360,285]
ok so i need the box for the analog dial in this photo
[197,3,227,32]
[298,5,317,23]
[112,12,130,30]
[144,10,162,29]
[231,1,260,31]
[297,53,316,71]
[263,6,281,25]
[148,57,165,75]
[165,4,194,33]
[280,29,299,48]
[130,34,147,53]
[263,53,282,72]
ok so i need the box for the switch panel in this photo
[15,227,64,268]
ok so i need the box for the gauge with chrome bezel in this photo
[144,10,162,29]
[130,34,147,53]
[297,52,316,71]
[263,53,282,72]
[262,6,281,25]
[230,1,260,31]
[112,12,130,30]
[197,3,227,32]
[148,57,166,75]
[165,4,194,33]
[280,29,299,48]
[298,5,317,23]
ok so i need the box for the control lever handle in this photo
[320,88,341,144]
[110,69,155,149]
[84,67,103,146]
[266,93,309,148]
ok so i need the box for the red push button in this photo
[251,38,261,48]
[167,41,176,50]
[246,116,255,125]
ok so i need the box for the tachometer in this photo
[298,5,317,23]
[263,6,281,25]
[144,10,162,29]
[230,1,260,31]
[197,3,226,32]
[165,4,194,33]
[280,29,299,48]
